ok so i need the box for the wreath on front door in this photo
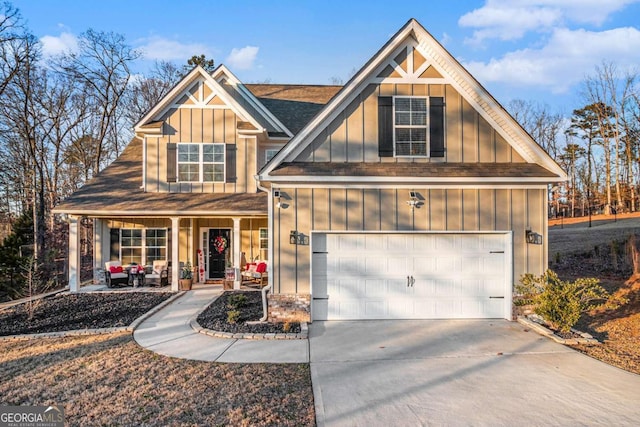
[213,236,228,254]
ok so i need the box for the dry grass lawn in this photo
[0,332,315,426]
[549,213,640,375]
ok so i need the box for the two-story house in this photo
[54,19,566,322]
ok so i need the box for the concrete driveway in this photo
[309,320,640,426]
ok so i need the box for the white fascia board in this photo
[135,65,266,135]
[134,66,206,131]
[261,19,567,182]
[411,28,568,180]
[198,74,266,132]
[214,65,293,137]
[260,24,417,176]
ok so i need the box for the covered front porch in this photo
[66,215,268,292]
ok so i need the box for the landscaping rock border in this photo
[190,294,308,340]
[517,315,600,345]
[0,291,185,341]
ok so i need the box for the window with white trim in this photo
[394,96,428,157]
[259,228,268,260]
[145,229,167,263]
[265,149,279,163]
[119,228,167,265]
[121,229,143,265]
[177,143,225,182]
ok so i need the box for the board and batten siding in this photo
[141,104,259,194]
[294,83,524,164]
[271,187,546,295]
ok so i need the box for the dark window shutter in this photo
[378,96,393,157]
[166,143,177,182]
[429,97,445,157]
[110,228,120,261]
[226,144,237,183]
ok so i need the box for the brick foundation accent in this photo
[268,294,310,323]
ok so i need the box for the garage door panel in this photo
[435,256,457,273]
[412,258,436,274]
[434,235,457,251]
[362,257,388,275]
[388,235,411,251]
[363,300,387,318]
[313,232,510,320]
[365,279,386,297]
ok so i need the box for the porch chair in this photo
[105,261,130,288]
[144,260,169,287]
[241,261,269,287]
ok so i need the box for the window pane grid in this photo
[394,96,429,157]
[178,143,225,182]
[120,228,167,265]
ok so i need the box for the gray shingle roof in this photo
[245,84,342,134]
[53,138,267,215]
[269,162,560,178]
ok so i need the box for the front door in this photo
[208,228,230,279]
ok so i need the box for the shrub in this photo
[227,310,240,324]
[517,270,609,333]
[226,293,247,310]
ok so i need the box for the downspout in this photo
[257,178,272,321]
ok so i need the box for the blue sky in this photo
[12,0,640,115]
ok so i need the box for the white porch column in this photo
[171,217,180,292]
[68,216,81,292]
[233,217,241,289]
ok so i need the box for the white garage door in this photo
[312,232,511,320]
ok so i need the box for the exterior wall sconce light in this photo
[290,230,309,245]
[274,190,282,208]
[407,191,419,209]
[525,229,543,245]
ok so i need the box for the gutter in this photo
[256,179,272,322]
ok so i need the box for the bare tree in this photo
[123,60,181,126]
[508,99,564,160]
[56,29,140,172]
[0,2,29,98]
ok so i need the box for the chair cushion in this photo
[109,265,124,274]
[256,262,267,273]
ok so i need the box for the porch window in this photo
[259,228,268,260]
[118,228,167,265]
[177,143,225,182]
[394,96,428,157]
[121,229,143,264]
[145,229,167,263]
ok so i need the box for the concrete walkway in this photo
[133,285,309,363]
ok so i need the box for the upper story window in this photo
[378,96,445,159]
[177,143,225,182]
[265,149,279,163]
[394,97,427,157]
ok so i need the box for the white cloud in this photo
[463,27,640,93]
[459,0,640,44]
[40,32,78,57]
[225,46,259,70]
[137,36,211,61]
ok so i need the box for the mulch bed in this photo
[197,291,301,334]
[0,292,173,336]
